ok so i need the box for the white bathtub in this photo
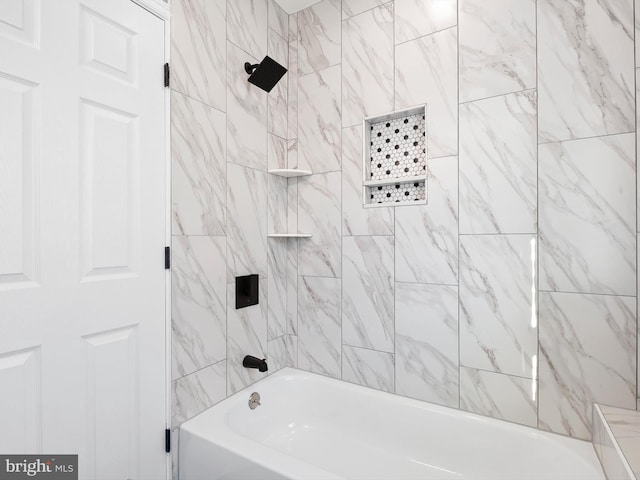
[179,368,604,480]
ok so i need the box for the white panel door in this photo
[0,0,167,478]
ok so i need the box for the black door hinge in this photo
[164,63,170,87]
[165,429,171,453]
[165,246,170,270]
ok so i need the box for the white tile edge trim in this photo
[593,404,637,480]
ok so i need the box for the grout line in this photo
[458,87,537,107]
[538,289,638,299]
[459,364,538,382]
[537,129,636,147]
[394,24,458,48]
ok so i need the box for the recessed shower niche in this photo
[363,105,427,207]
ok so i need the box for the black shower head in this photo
[244,56,287,93]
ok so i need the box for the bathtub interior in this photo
[180,369,605,480]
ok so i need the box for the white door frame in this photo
[129,0,172,477]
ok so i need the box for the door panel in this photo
[0,0,166,478]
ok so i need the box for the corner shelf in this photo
[268,169,312,178]
[267,233,312,238]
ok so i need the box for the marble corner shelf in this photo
[363,105,427,207]
[267,169,312,178]
[267,233,312,238]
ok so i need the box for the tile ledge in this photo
[593,403,639,480]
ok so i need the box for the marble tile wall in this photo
[288,0,639,443]
[170,0,295,475]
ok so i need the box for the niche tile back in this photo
[363,105,427,207]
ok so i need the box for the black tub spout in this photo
[243,355,268,372]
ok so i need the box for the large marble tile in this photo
[594,405,640,480]
[287,40,298,139]
[289,12,298,42]
[395,283,459,408]
[342,4,393,128]
[342,125,394,236]
[172,360,226,427]
[287,175,298,232]
[395,28,458,159]
[459,0,535,103]
[298,65,341,173]
[395,156,458,285]
[227,0,268,60]
[227,279,269,394]
[268,238,287,340]
[459,91,537,234]
[268,174,287,234]
[459,235,537,378]
[342,0,386,19]
[538,0,634,142]
[227,42,267,171]
[298,172,342,277]
[171,92,226,236]
[170,0,226,111]
[286,239,298,335]
[342,345,394,393]
[342,236,394,352]
[539,292,636,439]
[268,134,287,170]
[298,0,341,75]
[394,0,457,44]
[298,276,341,378]
[227,164,268,279]
[460,367,537,428]
[172,236,227,380]
[268,0,288,40]
[539,134,636,296]
[268,29,288,139]
[268,335,297,372]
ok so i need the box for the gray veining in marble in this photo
[394,0,457,44]
[298,172,342,277]
[172,91,226,236]
[459,234,537,378]
[459,90,537,234]
[342,125,393,236]
[268,28,288,139]
[288,39,299,140]
[268,134,287,170]
[268,0,288,40]
[171,0,226,112]
[268,335,297,371]
[227,0,268,61]
[342,236,394,352]
[286,239,298,335]
[342,0,386,19]
[172,360,226,427]
[298,276,341,378]
[539,133,636,296]
[395,156,458,285]
[342,3,393,128]
[297,0,341,75]
[395,27,458,159]
[395,283,459,408]
[298,64,342,173]
[459,0,535,103]
[538,0,634,142]
[227,279,268,394]
[539,291,636,440]
[342,345,394,393]
[460,367,537,427]
[267,239,287,340]
[227,42,268,171]
[227,163,268,279]
[172,236,227,380]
